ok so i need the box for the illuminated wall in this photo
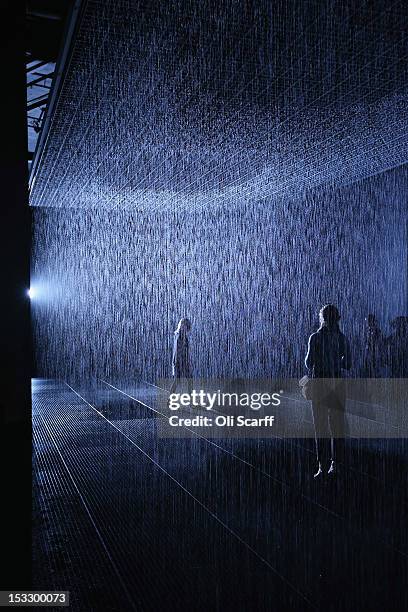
[29,0,408,380]
[31,167,407,380]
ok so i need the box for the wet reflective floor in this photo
[32,379,408,612]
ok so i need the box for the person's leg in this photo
[167,377,179,407]
[187,377,193,400]
[328,386,346,470]
[311,401,330,473]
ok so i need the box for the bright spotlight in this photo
[28,287,36,300]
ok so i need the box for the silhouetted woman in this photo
[363,314,384,377]
[169,318,192,395]
[305,304,351,478]
[387,316,408,377]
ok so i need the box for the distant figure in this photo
[305,304,351,478]
[363,314,384,377]
[169,318,192,395]
[387,316,408,377]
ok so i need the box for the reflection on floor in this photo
[32,379,408,612]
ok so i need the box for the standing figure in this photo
[387,316,408,377]
[363,314,384,377]
[305,304,351,478]
[169,318,192,396]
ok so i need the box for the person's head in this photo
[391,316,408,335]
[366,313,377,328]
[175,318,191,334]
[319,304,340,327]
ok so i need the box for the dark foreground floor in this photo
[32,379,408,612]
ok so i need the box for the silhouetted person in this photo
[387,316,408,377]
[169,318,192,396]
[363,314,384,377]
[305,304,351,478]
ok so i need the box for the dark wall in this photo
[0,0,32,590]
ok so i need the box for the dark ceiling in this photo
[27,0,72,62]
[26,0,75,160]
[29,0,408,211]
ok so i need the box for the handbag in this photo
[299,374,314,400]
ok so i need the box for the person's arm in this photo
[305,334,316,372]
[172,335,179,369]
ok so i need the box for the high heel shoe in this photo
[327,460,336,475]
[314,463,323,479]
